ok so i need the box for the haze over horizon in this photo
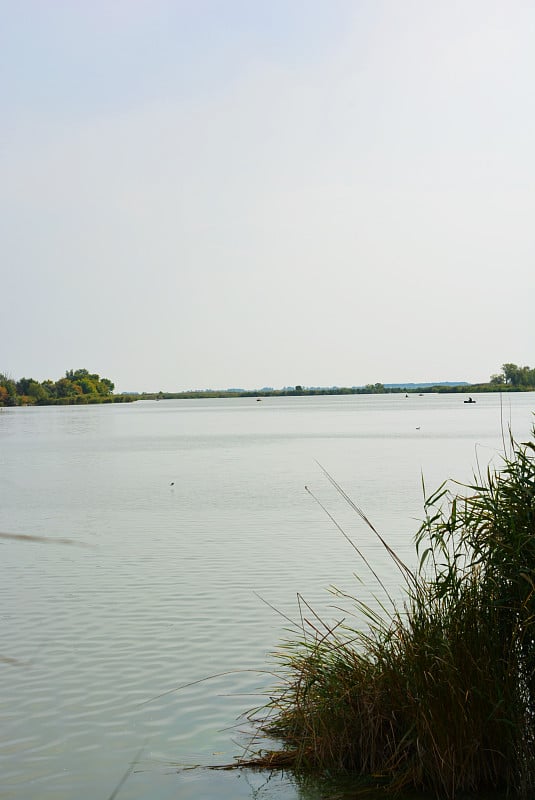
[2,1,534,394]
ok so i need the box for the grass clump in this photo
[254,433,535,798]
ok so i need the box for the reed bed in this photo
[248,432,535,798]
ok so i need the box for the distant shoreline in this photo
[136,383,534,401]
[3,376,533,409]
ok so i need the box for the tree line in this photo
[491,362,535,388]
[1,362,533,407]
[144,363,535,400]
[0,369,132,406]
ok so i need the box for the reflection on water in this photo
[0,394,533,799]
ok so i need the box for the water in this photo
[0,392,533,799]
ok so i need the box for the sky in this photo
[2,1,534,393]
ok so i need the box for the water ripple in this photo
[1,395,533,799]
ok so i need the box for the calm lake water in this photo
[1,393,534,800]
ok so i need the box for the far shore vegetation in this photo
[0,369,130,407]
[0,362,534,407]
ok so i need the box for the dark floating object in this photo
[170,481,175,486]
[464,397,476,404]
[256,398,262,402]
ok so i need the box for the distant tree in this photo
[0,373,19,406]
[502,363,520,385]
[26,380,48,402]
[41,380,56,399]
[365,383,386,394]
[78,377,97,394]
[55,378,77,397]
[518,366,535,386]
[0,369,116,406]
[97,377,114,395]
[16,377,32,395]
[501,363,535,387]
[64,369,114,395]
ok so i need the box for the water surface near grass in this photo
[0,393,533,799]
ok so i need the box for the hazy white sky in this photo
[2,1,534,392]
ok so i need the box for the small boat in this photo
[464,397,476,404]
[256,397,262,402]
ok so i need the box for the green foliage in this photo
[257,433,535,798]
[364,382,385,393]
[139,360,534,400]
[0,369,121,406]
[501,362,535,387]
[0,373,20,406]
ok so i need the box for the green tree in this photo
[502,363,518,385]
[502,363,535,387]
[55,377,77,397]
[365,382,385,393]
[97,377,114,394]
[27,381,48,402]
[78,377,97,394]
[64,369,114,395]
[16,377,32,395]
[0,373,19,406]
[41,380,56,398]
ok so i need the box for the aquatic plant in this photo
[251,431,535,798]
